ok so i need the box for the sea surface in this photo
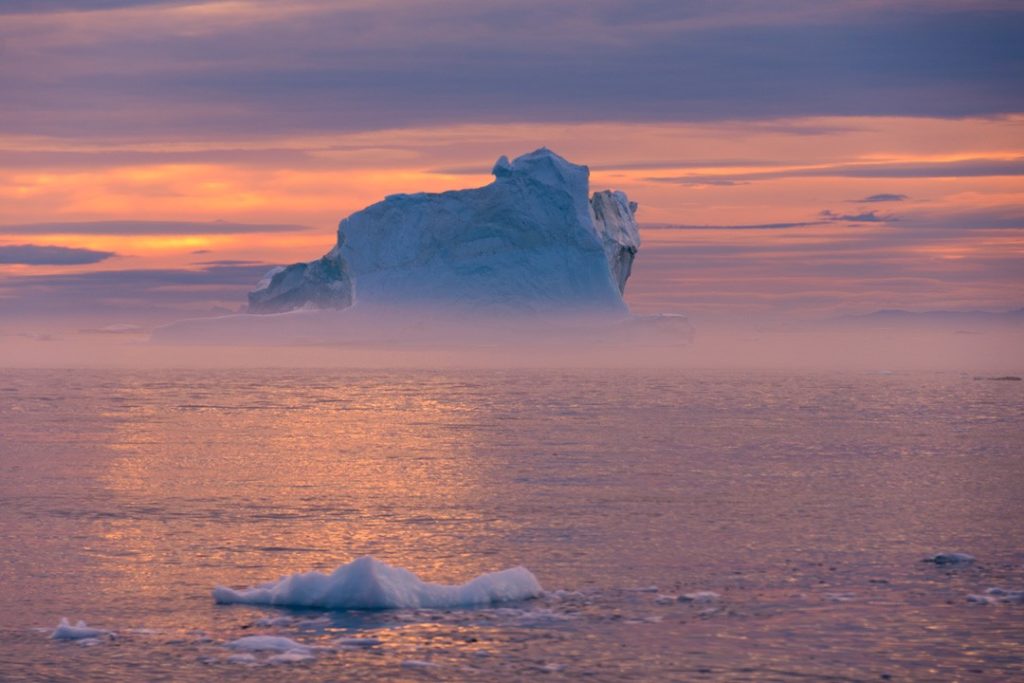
[0,368,1021,681]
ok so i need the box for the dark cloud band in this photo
[0,244,115,265]
[2,2,1022,140]
[0,221,313,236]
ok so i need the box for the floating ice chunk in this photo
[510,608,576,626]
[654,594,678,605]
[226,635,313,653]
[402,659,438,669]
[252,618,296,626]
[268,650,316,664]
[967,594,994,604]
[334,636,383,648]
[213,556,543,610]
[51,618,111,640]
[923,552,975,565]
[226,653,260,665]
[678,591,721,603]
[985,587,1024,604]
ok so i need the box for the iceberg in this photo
[51,618,111,640]
[153,148,695,347]
[226,635,314,653]
[213,556,543,610]
[923,552,975,565]
[247,148,638,316]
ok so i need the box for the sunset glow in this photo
[1,1,1022,326]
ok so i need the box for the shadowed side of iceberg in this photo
[213,556,543,610]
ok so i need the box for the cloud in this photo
[0,221,312,236]
[648,157,1024,185]
[851,193,908,203]
[0,0,191,13]
[0,263,267,318]
[0,244,116,265]
[643,221,823,230]
[819,210,891,223]
[1,2,1022,141]
[192,259,269,266]
[895,205,1024,230]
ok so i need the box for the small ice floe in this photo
[75,638,104,647]
[970,587,1024,605]
[268,650,315,664]
[253,616,295,627]
[226,653,260,665]
[51,618,112,641]
[627,585,660,593]
[510,608,576,627]
[678,591,720,604]
[334,636,382,649]
[401,659,438,670]
[654,594,678,605]
[226,635,313,654]
[825,592,856,603]
[213,555,543,610]
[923,552,975,565]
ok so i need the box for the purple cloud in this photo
[1,1,1021,140]
[0,221,312,236]
[0,244,116,265]
[850,193,908,203]
[649,157,1024,185]
[819,210,891,223]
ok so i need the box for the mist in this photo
[1,307,1020,375]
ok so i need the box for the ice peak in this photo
[493,147,590,191]
[492,155,513,177]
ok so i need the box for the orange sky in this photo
[2,116,1022,320]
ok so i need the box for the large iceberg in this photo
[247,148,639,316]
[213,556,543,610]
[153,148,694,346]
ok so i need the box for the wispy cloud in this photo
[0,0,191,13]
[0,263,267,318]
[648,157,1024,185]
[0,244,116,265]
[0,221,312,236]
[819,210,891,223]
[2,1,1022,140]
[643,221,823,230]
[850,193,908,203]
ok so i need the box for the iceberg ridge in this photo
[213,556,543,610]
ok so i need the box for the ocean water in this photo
[0,368,1021,681]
